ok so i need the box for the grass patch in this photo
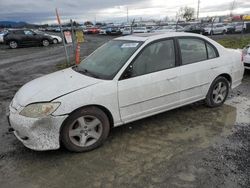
[216,36,250,49]
[56,62,75,70]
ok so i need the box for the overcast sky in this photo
[0,0,250,24]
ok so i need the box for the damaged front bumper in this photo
[8,104,68,151]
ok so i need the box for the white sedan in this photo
[33,30,62,44]
[8,32,244,152]
[133,27,148,33]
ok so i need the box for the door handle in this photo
[211,66,219,69]
[167,76,177,81]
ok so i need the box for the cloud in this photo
[0,0,249,23]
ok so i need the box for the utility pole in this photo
[197,0,200,20]
[230,0,236,16]
[127,7,129,23]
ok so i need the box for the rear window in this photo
[179,38,207,65]
[178,37,219,65]
[11,30,24,34]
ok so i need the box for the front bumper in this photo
[244,62,250,70]
[8,107,68,151]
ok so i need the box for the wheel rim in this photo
[53,39,58,44]
[212,82,227,104]
[68,115,103,147]
[10,41,17,48]
[43,40,49,46]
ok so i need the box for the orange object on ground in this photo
[75,43,80,65]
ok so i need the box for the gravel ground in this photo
[0,34,249,188]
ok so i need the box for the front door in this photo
[118,39,180,123]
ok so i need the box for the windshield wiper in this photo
[73,66,100,79]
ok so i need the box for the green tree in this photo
[178,6,195,21]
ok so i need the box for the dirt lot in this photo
[0,35,249,188]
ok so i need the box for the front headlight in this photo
[20,102,61,118]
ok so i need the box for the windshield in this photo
[74,40,143,80]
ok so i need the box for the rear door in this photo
[118,38,180,123]
[24,30,41,44]
[177,37,219,104]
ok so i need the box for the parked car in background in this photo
[184,25,204,34]
[99,27,107,35]
[122,27,132,35]
[243,44,250,70]
[106,27,122,35]
[234,22,246,33]
[54,27,61,32]
[0,30,8,43]
[224,23,236,34]
[152,26,175,33]
[86,27,100,34]
[203,24,227,35]
[153,25,184,33]
[8,32,244,152]
[133,27,148,33]
[4,29,53,49]
[34,30,62,44]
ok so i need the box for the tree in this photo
[84,21,93,26]
[178,6,195,21]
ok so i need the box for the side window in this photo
[131,39,176,77]
[24,30,34,35]
[207,43,217,59]
[13,30,24,35]
[179,38,207,65]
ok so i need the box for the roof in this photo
[115,32,206,42]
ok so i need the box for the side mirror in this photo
[122,65,133,80]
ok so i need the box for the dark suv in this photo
[4,29,53,49]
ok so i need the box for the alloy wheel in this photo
[68,115,103,147]
[212,82,227,104]
[42,40,49,46]
[9,41,17,49]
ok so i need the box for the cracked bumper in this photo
[8,110,68,151]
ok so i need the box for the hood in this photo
[15,68,102,106]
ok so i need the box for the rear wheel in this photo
[9,41,18,49]
[205,77,229,107]
[42,39,50,47]
[61,107,110,152]
[52,38,58,44]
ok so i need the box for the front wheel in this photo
[42,39,50,47]
[9,41,18,49]
[61,107,110,152]
[205,77,229,108]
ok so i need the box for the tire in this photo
[223,30,226,35]
[205,76,229,108]
[9,41,18,49]
[42,39,50,47]
[52,38,58,44]
[61,106,110,152]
